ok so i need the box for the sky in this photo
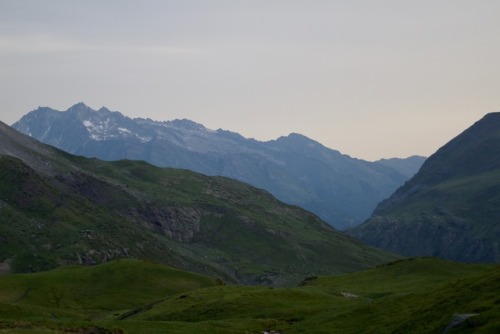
[1,1,499,161]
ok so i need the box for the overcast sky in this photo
[1,1,499,160]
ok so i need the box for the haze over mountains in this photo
[350,112,500,263]
[12,103,425,229]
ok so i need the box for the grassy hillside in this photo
[0,122,396,286]
[350,113,500,262]
[0,260,219,333]
[0,258,497,333]
[0,259,218,312]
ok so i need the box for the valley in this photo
[0,110,499,332]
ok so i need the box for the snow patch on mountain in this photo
[83,119,105,140]
[82,118,152,143]
[136,134,152,143]
[118,127,131,134]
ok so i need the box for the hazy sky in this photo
[1,1,499,160]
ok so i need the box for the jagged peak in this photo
[271,132,348,159]
[215,128,245,140]
[69,102,92,109]
[98,106,111,113]
[35,105,56,112]
[162,119,216,134]
[275,132,322,147]
[169,118,205,129]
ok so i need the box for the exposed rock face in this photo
[76,248,131,265]
[127,207,203,242]
[357,216,497,263]
[443,313,479,333]
[0,260,11,274]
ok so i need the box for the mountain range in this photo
[0,120,396,285]
[349,112,500,263]
[12,103,425,229]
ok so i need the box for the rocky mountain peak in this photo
[168,118,209,132]
[97,106,112,113]
[403,112,500,187]
[67,102,94,113]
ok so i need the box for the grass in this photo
[0,259,217,313]
[0,257,497,333]
[0,153,397,285]
[353,168,500,263]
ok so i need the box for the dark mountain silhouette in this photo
[349,113,500,263]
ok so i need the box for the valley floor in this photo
[0,257,498,333]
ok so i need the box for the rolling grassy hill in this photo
[0,258,497,333]
[0,121,396,286]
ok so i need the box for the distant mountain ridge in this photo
[375,156,427,178]
[349,112,500,263]
[13,103,425,229]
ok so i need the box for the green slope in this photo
[0,259,219,333]
[0,121,396,285]
[0,259,218,313]
[0,258,497,333]
[350,112,500,262]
